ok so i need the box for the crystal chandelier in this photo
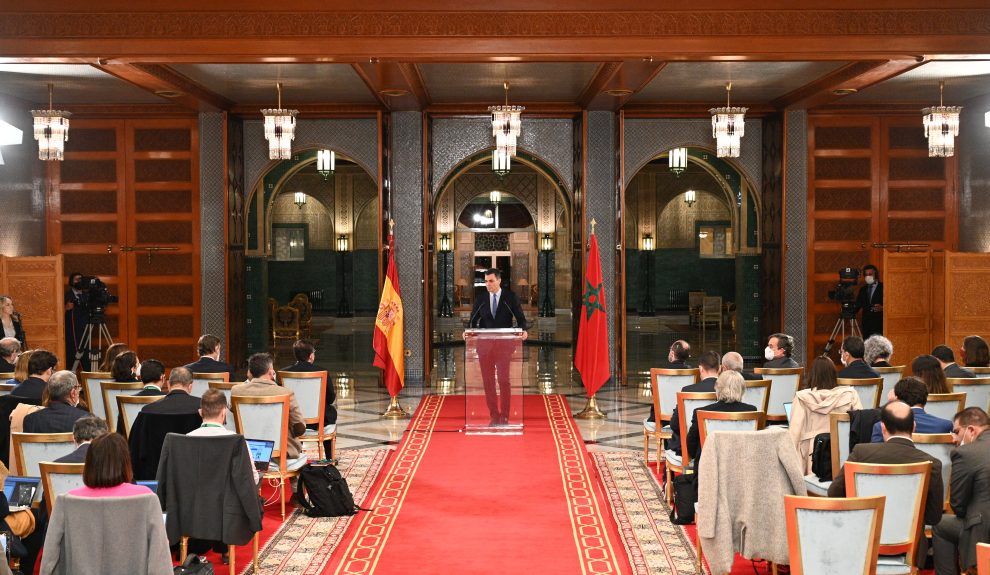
[709,82,747,158]
[261,82,298,160]
[31,84,71,161]
[489,82,524,171]
[669,147,687,176]
[922,81,962,158]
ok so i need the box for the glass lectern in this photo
[463,328,524,435]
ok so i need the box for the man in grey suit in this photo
[933,407,990,575]
[932,345,976,379]
[54,415,109,464]
[763,333,799,368]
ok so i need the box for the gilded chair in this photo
[231,394,306,519]
[840,377,884,409]
[289,293,313,338]
[700,296,722,347]
[0,373,12,382]
[754,367,804,422]
[116,394,165,438]
[742,380,772,413]
[803,412,851,496]
[271,305,301,360]
[455,278,471,306]
[663,391,716,505]
[644,367,699,473]
[688,291,705,327]
[784,494,885,575]
[277,370,335,460]
[968,367,990,375]
[208,380,238,432]
[874,366,907,403]
[100,381,143,431]
[80,371,114,426]
[925,393,966,422]
[39,462,85,515]
[844,461,932,574]
[11,432,75,503]
[191,371,229,398]
[947,377,990,411]
[911,433,954,511]
[0,383,14,396]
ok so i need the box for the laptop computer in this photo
[783,402,793,423]
[3,476,40,509]
[245,438,275,473]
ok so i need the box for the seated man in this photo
[721,351,761,380]
[0,337,20,373]
[24,370,90,433]
[54,415,109,463]
[764,333,800,368]
[645,340,691,428]
[184,333,235,381]
[188,389,259,484]
[836,336,881,379]
[932,344,976,379]
[282,339,336,426]
[870,376,952,442]
[11,350,57,400]
[116,358,168,434]
[828,401,944,531]
[128,367,202,479]
[666,350,720,456]
[232,353,306,460]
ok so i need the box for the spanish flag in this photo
[373,230,404,397]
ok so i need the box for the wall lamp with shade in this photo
[669,147,687,176]
[438,233,452,252]
[540,233,554,252]
[639,233,655,315]
[317,149,335,179]
[293,191,307,209]
[684,189,697,207]
[642,233,655,251]
[336,234,350,252]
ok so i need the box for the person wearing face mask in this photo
[644,340,692,428]
[932,407,990,575]
[763,333,799,368]
[836,335,881,379]
[64,272,91,371]
[22,370,92,433]
[855,264,883,339]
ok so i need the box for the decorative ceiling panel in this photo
[840,60,990,103]
[170,63,377,105]
[419,63,599,103]
[0,64,167,104]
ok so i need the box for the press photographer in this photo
[823,267,862,354]
[64,273,118,371]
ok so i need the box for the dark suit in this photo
[934,430,990,574]
[740,371,762,381]
[944,363,976,379]
[856,281,884,338]
[0,358,16,373]
[686,400,758,460]
[282,360,336,424]
[115,386,166,434]
[141,390,201,415]
[828,436,944,528]
[668,377,716,455]
[11,376,46,401]
[54,443,89,464]
[872,360,893,368]
[184,356,235,381]
[23,400,90,434]
[469,290,527,422]
[837,359,880,379]
[646,360,692,422]
[871,407,953,442]
[764,356,799,369]
[129,394,202,480]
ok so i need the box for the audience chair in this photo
[80,371,114,426]
[180,535,259,575]
[839,377,884,409]
[231,394,306,519]
[644,367,699,473]
[924,393,967,424]
[874,366,907,402]
[977,542,990,575]
[803,412,851,496]
[911,433,954,511]
[688,291,705,327]
[700,296,723,347]
[11,432,75,502]
[0,383,14,396]
[844,461,932,574]
[207,380,238,432]
[742,380,772,413]
[277,370,334,460]
[664,391,716,505]
[968,367,990,375]
[100,381,143,431]
[947,377,990,411]
[38,462,85,516]
[191,372,229,398]
[784,494,885,575]
[0,372,11,380]
[116,394,165,438]
[754,367,804,422]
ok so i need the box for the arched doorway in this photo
[624,146,762,382]
[430,150,573,388]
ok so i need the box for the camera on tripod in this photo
[827,267,860,319]
[79,276,118,321]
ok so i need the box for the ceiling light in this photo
[489,81,523,167]
[709,82,747,158]
[293,191,307,209]
[379,89,409,97]
[0,120,23,165]
[154,90,183,98]
[492,148,511,177]
[604,88,634,97]
[31,83,71,162]
[317,149,335,180]
[832,88,858,96]
[922,81,962,158]
[489,190,502,204]
[684,189,697,207]
[261,82,298,160]
[669,147,687,176]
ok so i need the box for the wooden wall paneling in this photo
[883,250,933,364]
[932,250,945,348]
[944,252,990,352]
[0,256,65,368]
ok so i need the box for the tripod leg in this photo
[71,323,94,372]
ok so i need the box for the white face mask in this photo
[764,347,775,361]
[865,276,875,285]
[840,352,849,367]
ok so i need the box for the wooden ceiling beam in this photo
[351,61,429,111]
[771,59,925,110]
[93,63,235,112]
[581,60,667,111]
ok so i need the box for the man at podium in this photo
[466,269,528,425]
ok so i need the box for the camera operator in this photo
[64,272,89,371]
[855,264,883,339]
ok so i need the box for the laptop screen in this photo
[136,480,158,494]
[245,438,275,472]
[783,402,793,423]
[3,477,40,507]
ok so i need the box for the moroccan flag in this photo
[373,232,404,397]
[574,232,610,397]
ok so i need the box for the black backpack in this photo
[810,432,832,482]
[668,473,698,525]
[294,462,364,518]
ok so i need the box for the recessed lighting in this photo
[154,90,183,98]
[832,88,858,96]
[604,88,634,97]
[379,89,409,97]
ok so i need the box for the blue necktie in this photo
[491,293,498,317]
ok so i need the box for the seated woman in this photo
[864,335,894,368]
[961,335,989,368]
[685,370,757,462]
[111,350,140,383]
[912,354,950,395]
[789,355,862,474]
[6,349,33,386]
[40,433,172,575]
[99,342,131,374]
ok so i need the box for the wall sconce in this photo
[336,234,350,252]
[684,189,697,207]
[293,192,307,209]
[669,147,687,176]
[317,149,335,180]
[642,233,655,251]
[489,189,502,204]
[540,233,554,252]
[438,233,451,252]
[492,148,511,176]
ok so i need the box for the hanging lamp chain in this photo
[48,83,53,110]
[939,80,944,106]
[276,82,282,109]
[725,82,732,107]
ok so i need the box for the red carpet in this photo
[325,394,631,575]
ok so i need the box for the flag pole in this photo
[573,217,607,420]
[380,218,409,419]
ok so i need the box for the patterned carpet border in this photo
[237,447,391,575]
[591,452,709,575]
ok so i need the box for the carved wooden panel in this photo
[945,252,990,351]
[0,256,65,368]
[883,251,934,365]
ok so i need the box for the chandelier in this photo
[489,82,524,172]
[922,81,962,158]
[669,147,687,176]
[709,82,747,158]
[492,148,511,177]
[317,149,335,180]
[261,82,298,160]
[31,84,71,162]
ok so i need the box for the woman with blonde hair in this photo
[98,342,131,374]
[0,296,25,348]
[6,349,33,386]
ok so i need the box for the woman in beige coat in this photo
[789,356,862,474]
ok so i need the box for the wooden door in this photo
[0,256,65,366]
[944,252,990,351]
[883,250,935,363]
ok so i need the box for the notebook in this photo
[136,480,158,494]
[245,438,275,472]
[783,402,793,423]
[3,476,40,509]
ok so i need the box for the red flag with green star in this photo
[574,231,610,397]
